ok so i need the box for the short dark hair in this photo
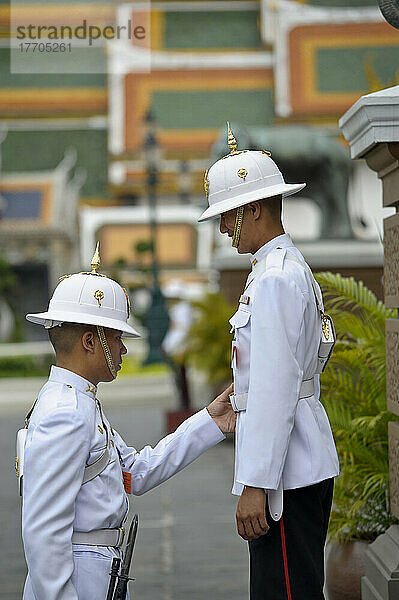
[262,194,282,222]
[48,322,96,355]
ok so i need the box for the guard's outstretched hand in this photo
[207,383,236,434]
[236,486,269,541]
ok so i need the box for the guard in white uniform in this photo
[198,124,339,599]
[18,245,235,600]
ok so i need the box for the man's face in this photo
[219,206,252,254]
[98,328,127,381]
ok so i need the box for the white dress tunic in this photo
[230,234,339,497]
[22,366,225,600]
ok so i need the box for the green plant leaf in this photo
[186,293,235,385]
[316,272,399,543]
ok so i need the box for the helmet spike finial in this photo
[227,121,238,154]
[91,242,101,275]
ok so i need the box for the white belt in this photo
[230,378,315,412]
[72,527,125,548]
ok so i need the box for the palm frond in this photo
[316,273,399,542]
[315,272,396,322]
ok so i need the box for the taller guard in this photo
[19,245,236,600]
[199,124,339,599]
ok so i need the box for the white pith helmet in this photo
[198,122,306,222]
[26,244,140,338]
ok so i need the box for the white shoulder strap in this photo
[17,398,111,496]
[249,249,324,315]
[283,251,324,315]
[82,447,111,484]
[82,399,111,484]
[248,249,289,299]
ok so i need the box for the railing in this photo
[0,339,146,358]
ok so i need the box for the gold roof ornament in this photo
[91,242,101,274]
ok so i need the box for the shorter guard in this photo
[199,124,339,599]
[18,245,235,600]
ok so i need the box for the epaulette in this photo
[265,247,287,272]
[57,383,78,410]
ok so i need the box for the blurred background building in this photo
[1,5,399,597]
[1,0,398,340]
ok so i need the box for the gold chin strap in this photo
[96,326,117,379]
[232,206,244,248]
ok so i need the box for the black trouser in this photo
[249,478,334,600]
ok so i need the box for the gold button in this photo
[66,385,72,388]
[98,425,104,435]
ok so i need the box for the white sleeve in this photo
[22,409,90,600]
[236,273,306,490]
[114,408,225,495]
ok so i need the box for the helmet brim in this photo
[198,182,306,222]
[26,311,141,338]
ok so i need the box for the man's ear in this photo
[82,330,96,354]
[247,201,262,220]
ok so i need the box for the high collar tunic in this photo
[22,366,225,599]
[230,234,339,497]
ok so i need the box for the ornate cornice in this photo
[339,85,399,159]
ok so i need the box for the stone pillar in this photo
[340,86,399,599]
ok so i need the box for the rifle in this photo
[109,514,139,600]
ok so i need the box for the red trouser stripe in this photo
[280,517,293,600]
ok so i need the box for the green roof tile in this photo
[153,89,274,129]
[2,128,107,197]
[164,10,260,49]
